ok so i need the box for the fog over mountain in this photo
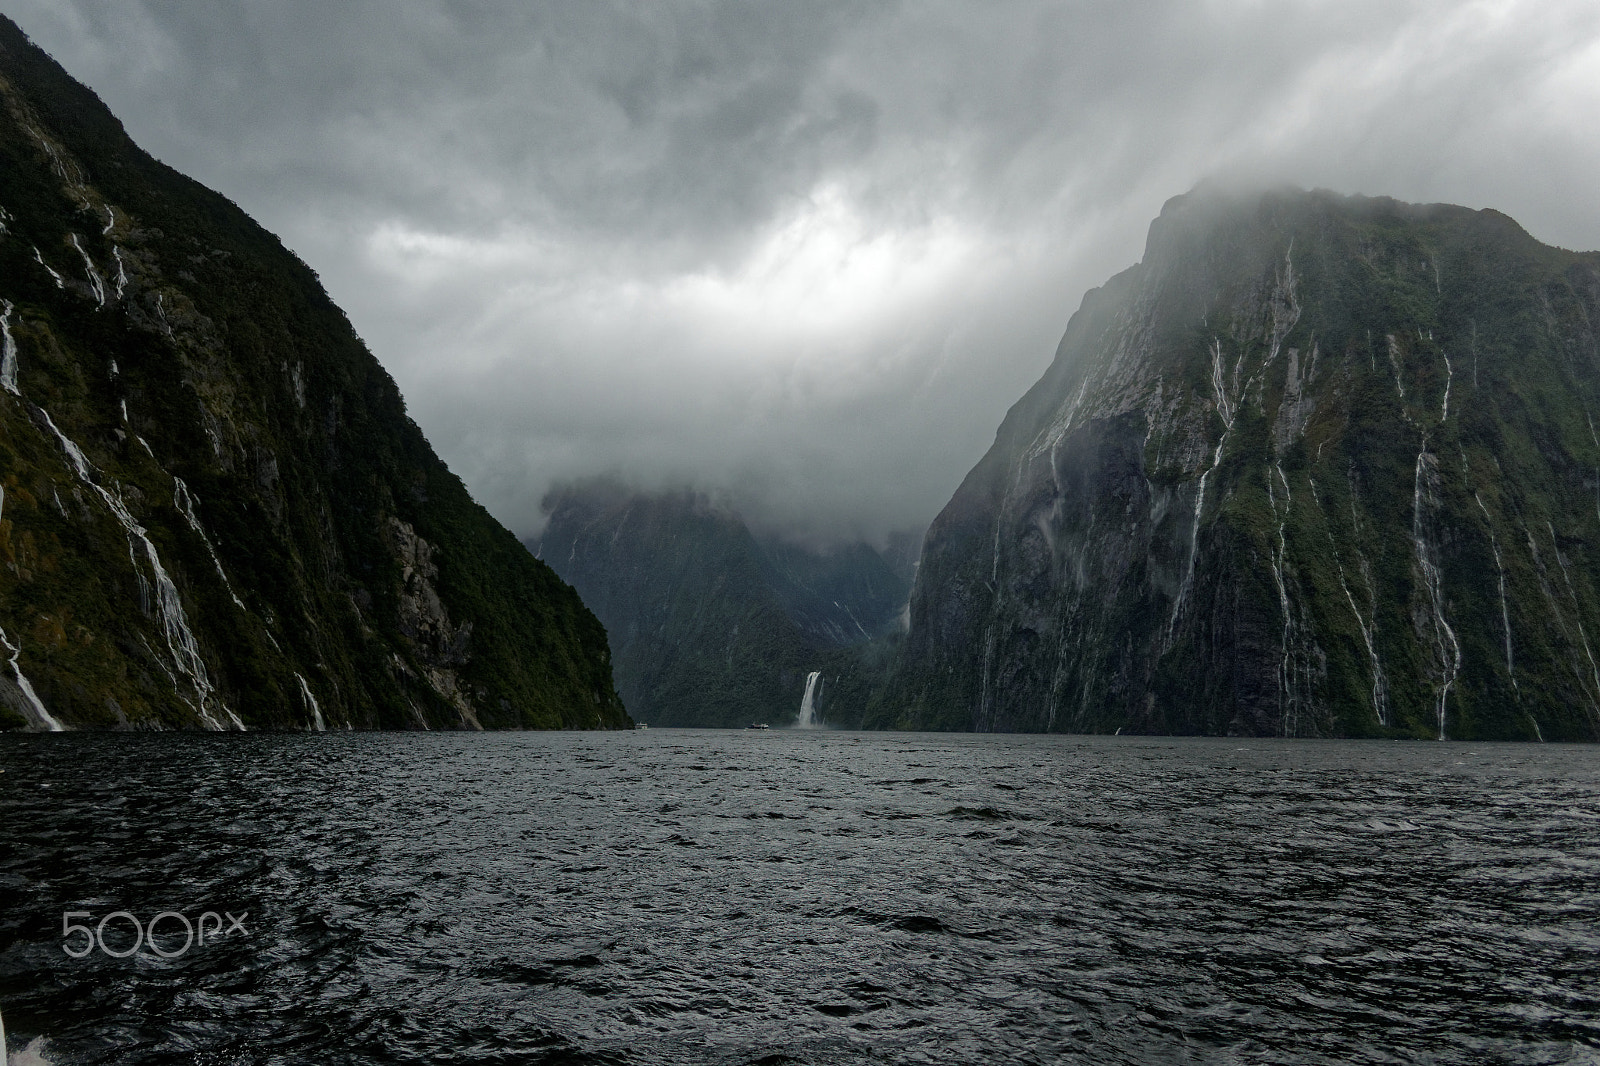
[7,1,1597,545]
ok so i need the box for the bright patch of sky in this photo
[6,0,1598,544]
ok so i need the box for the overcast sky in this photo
[6,1,1599,545]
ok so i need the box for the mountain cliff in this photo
[0,18,628,730]
[881,186,1600,740]
[535,481,908,727]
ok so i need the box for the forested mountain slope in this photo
[0,17,627,730]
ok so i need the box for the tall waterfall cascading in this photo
[797,671,822,728]
[296,672,326,732]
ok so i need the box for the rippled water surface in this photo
[1,731,1598,1064]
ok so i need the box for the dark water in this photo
[1,731,1597,1065]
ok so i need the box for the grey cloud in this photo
[6,0,1598,544]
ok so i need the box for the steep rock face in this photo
[756,538,909,647]
[535,481,908,727]
[0,19,627,730]
[886,187,1600,740]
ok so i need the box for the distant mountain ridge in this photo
[0,17,628,730]
[880,186,1600,740]
[535,480,910,727]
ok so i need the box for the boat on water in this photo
[746,723,770,730]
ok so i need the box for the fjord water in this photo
[0,732,1596,1064]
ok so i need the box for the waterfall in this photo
[173,478,247,610]
[1,624,65,731]
[71,233,106,308]
[296,672,326,732]
[1170,255,1299,641]
[112,246,129,300]
[1411,446,1460,739]
[797,671,822,728]
[33,246,65,289]
[37,409,241,730]
[2,299,18,394]
[1474,493,1518,702]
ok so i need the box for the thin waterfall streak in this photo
[1170,439,1222,636]
[1209,339,1233,427]
[1266,468,1294,736]
[1174,247,1302,641]
[1330,470,1389,726]
[112,247,129,300]
[297,672,326,731]
[1172,249,1300,640]
[1525,526,1585,708]
[0,625,66,730]
[1338,562,1387,724]
[33,246,65,290]
[1471,320,1479,389]
[990,517,1004,587]
[1475,493,1518,699]
[32,243,64,286]
[155,293,174,338]
[1172,337,1244,636]
[1412,445,1459,739]
[71,234,106,308]
[173,478,247,610]
[1440,350,1453,423]
[37,408,240,730]
[1,300,18,394]
[1387,334,1406,401]
[1032,375,1093,459]
[1589,411,1600,525]
[1547,521,1600,714]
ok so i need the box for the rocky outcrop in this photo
[883,187,1600,740]
[0,17,627,730]
[386,517,479,728]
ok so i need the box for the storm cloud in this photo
[7,0,1598,544]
